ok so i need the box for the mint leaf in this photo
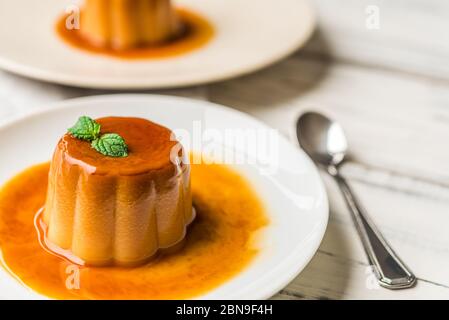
[68,116,101,141]
[68,116,129,158]
[91,133,128,158]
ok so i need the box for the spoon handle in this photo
[331,170,416,289]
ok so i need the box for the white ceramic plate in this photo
[0,0,315,89]
[0,94,328,300]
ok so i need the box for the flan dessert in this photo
[80,0,182,50]
[43,117,193,267]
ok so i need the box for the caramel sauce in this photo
[56,9,214,60]
[62,117,180,175]
[0,161,268,299]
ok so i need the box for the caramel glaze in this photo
[44,117,193,267]
[61,117,180,175]
[0,161,268,299]
[56,8,214,60]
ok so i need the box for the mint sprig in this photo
[91,133,128,158]
[67,116,129,158]
[68,116,100,141]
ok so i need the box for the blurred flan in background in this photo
[80,0,183,50]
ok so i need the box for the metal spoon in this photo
[296,111,416,289]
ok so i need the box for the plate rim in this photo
[0,0,316,89]
[0,94,329,299]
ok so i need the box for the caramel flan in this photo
[80,0,182,50]
[43,117,193,267]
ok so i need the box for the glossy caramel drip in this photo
[0,161,268,299]
[60,117,180,174]
[43,117,193,267]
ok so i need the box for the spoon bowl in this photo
[296,112,347,167]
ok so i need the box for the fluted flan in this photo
[43,117,193,266]
[80,0,182,50]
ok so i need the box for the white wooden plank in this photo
[208,55,449,297]
[305,0,449,80]
[270,168,449,299]
[271,159,449,299]
[317,169,449,286]
[0,71,86,124]
[208,55,449,184]
[342,162,449,202]
[272,250,449,300]
[0,70,209,125]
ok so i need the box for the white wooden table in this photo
[0,0,448,299]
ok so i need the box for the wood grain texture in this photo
[206,0,449,299]
[306,0,449,81]
[0,0,448,300]
[208,54,449,184]
[207,54,449,297]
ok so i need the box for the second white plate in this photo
[0,0,315,89]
